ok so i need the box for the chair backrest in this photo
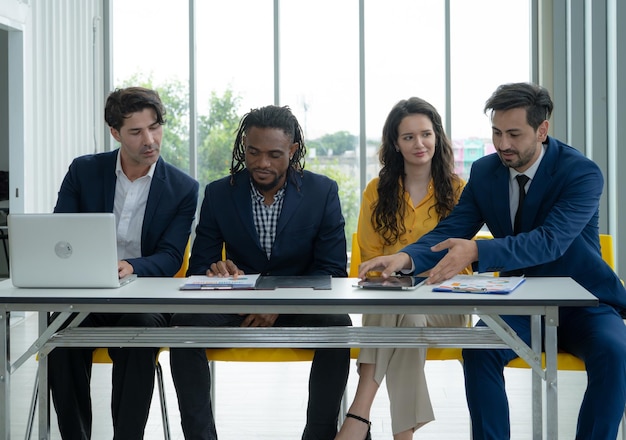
[599,233,615,270]
[349,232,360,277]
[174,239,192,278]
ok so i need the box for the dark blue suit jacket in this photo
[188,169,347,277]
[54,150,199,277]
[402,136,626,310]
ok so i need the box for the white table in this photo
[0,277,597,439]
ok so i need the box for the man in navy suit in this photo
[358,82,626,439]
[49,87,198,440]
[169,105,352,440]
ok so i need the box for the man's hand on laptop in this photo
[118,260,134,279]
[207,259,244,278]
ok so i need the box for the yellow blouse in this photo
[357,176,471,275]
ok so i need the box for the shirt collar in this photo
[249,179,287,204]
[115,150,157,179]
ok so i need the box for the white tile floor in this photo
[7,312,617,439]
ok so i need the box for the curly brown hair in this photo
[373,97,461,246]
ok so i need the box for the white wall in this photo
[0,0,28,215]
[0,0,28,24]
[0,29,8,172]
[0,0,105,213]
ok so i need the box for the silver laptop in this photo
[7,213,136,288]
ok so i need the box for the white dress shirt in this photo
[114,152,156,260]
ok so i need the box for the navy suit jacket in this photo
[402,136,626,311]
[54,149,199,277]
[188,169,347,277]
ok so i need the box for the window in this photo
[112,0,190,174]
[279,0,360,236]
[364,0,446,183]
[195,0,274,188]
[450,0,530,179]
[110,0,531,252]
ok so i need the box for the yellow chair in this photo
[350,232,624,369]
[214,244,320,365]
[205,349,317,401]
[506,233,618,369]
[25,241,191,440]
[26,351,172,440]
[349,232,360,277]
[348,232,466,363]
[174,239,191,278]
[204,233,625,432]
[202,244,320,418]
[204,234,462,422]
[504,233,626,440]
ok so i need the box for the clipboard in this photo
[179,274,260,290]
[432,275,525,294]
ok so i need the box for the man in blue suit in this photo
[49,87,199,440]
[169,105,352,440]
[358,82,626,439]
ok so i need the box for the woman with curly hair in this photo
[336,97,471,440]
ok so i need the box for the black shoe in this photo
[345,413,372,440]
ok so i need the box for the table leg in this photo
[38,312,50,440]
[0,310,9,440]
[545,306,559,439]
[480,313,548,440]
[530,315,542,439]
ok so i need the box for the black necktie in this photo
[514,174,530,234]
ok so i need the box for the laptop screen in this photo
[7,213,128,288]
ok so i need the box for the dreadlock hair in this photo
[374,97,461,247]
[230,105,307,183]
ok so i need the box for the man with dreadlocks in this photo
[169,105,352,440]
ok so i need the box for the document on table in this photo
[432,275,526,294]
[180,274,261,290]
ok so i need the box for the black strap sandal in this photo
[345,413,372,440]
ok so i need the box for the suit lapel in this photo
[233,171,264,249]
[143,158,166,243]
[103,151,119,212]
[276,171,304,237]
[523,140,557,229]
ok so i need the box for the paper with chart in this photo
[432,275,526,294]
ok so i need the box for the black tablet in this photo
[353,275,427,290]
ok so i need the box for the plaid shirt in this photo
[250,180,286,259]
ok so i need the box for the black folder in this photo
[254,275,332,290]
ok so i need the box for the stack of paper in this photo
[180,274,260,290]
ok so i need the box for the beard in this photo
[251,170,284,193]
[498,145,537,170]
